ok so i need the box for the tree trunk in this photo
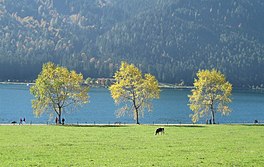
[210,104,215,124]
[135,110,139,124]
[211,112,215,124]
[132,94,140,124]
[58,106,62,124]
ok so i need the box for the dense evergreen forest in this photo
[1,0,264,87]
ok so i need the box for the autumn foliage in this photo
[109,62,160,124]
[30,62,89,124]
[188,69,232,124]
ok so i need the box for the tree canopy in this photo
[30,62,89,124]
[109,62,160,124]
[188,69,232,124]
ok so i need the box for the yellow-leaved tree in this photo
[109,62,160,124]
[188,69,232,124]
[30,62,89,124]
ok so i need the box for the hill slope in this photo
[1,0,264,87]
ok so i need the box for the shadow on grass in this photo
[62,124,207,128]
[152,125,206,128]
[172,125,206,128]
[240,124,264,127]
[63,124,132,128]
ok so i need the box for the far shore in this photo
[1,81,264,90]
[0,81,33,85]
[0,81,194,89]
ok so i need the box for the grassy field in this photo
[0,124,264,166]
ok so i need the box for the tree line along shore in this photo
[0,61,233,125]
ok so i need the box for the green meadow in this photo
[0,125,264,166]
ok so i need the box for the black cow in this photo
[155,127,165,135]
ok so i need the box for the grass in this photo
[0,124,264,166]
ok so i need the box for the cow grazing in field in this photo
[155,127,165,135]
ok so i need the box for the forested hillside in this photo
[1,0,264,87]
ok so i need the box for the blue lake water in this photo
[0,83,263,124]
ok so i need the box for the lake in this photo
[0,83,263,124]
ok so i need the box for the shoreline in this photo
[0,81,33,85]
[1,81,263,91]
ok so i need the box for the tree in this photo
[188,69,232,124]
[30,62,89,124]
[109,62,160,124]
